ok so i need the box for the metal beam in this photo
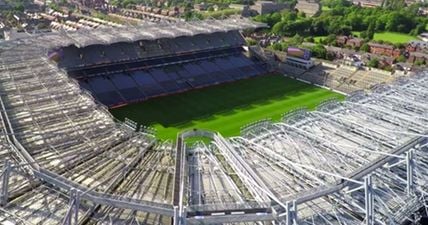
[0,160,10,206]
[364,175,374,225]
[34,169,175,216]
[290,136,425,205]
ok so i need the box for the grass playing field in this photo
[110,74,344,140]
[314,36,328,43]
[352,31,418,44]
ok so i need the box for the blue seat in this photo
[199,61,221,73]
[78,80,93,92]
[150,69,174,82]
[111,73,145,101]
[88,77,116,94]
[132,71,165,97]
[96,91,125,106]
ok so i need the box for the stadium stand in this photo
[353,68,396,89]
[56,30,268,107]
[290,63,406,94]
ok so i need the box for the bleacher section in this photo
[55,30,268,107]
[79,54,267,106]
[352,69,395,89]
[290,63,403,94]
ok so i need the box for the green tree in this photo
[184,11,203,20]
[254,3,428,41]
[393,43,405,49]
[290,34,304,45]
[396,55,407,63]
[272,21,286,35]
[14,3,24,12]
[270,42,283,51]
[367,58,379,68]
[245,38,257,46]
[310,44,327,59]
[385,0,406,10]
[305,36,315,43]
[322,34,336,45]
[415,60,425,66]
[410,23,426,36]
[298,11,306,18]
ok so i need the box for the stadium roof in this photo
[5,18,266,49]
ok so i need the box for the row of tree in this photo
[253,0,428,38]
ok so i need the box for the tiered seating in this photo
[55,30,267,107]
[323,67,357,92]
[293,65,401,94]
[85,76,125,106]
[292,64,329,85]
[281,63,306,76]
[213,57,243,80]
[80,55,267,106]
[163,66,192,89]
[110,73,145,102]
[363,69,394,85]
[303,72,328,84]
[132,70,166,96]
[353,69,395,89]
[181,63,216,87]
[352,70,370,88]
[149,68,181,93]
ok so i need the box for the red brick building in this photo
[336,36,348,46]
[336,36,364,48]
[368,43,401,58]
[347,38,364,48]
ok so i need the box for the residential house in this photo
[408,52,428,64]
[368,43,401,58]
[336,36,348,46]
[336,36,364,48]
[153,8,162,14]
[361,53,394,66]
[346,38,363,48]
[406,40,428,53]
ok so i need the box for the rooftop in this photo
[368,42,394,49]
[1,18,266,49]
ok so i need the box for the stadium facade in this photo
[0,18,427,225]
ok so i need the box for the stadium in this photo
[0,18,427,225]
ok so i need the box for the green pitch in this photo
[110,74,344,140]
[352,31,418,44]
